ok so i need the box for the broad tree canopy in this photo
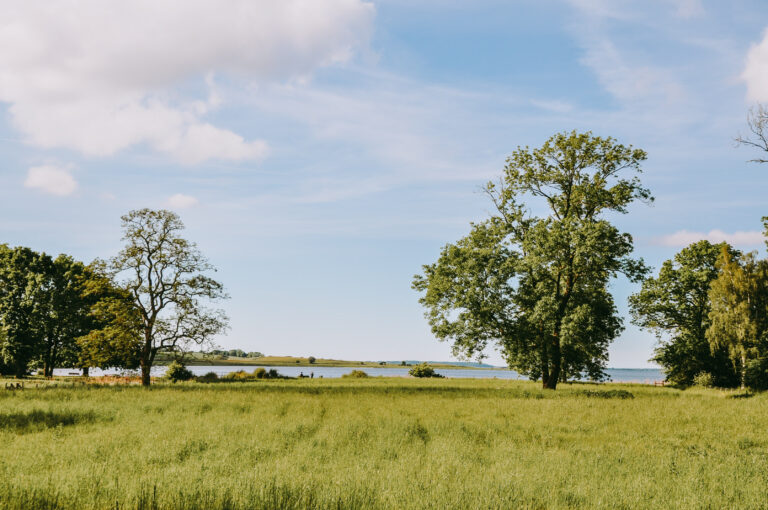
[413,131,651,389]
[629,241,739,387]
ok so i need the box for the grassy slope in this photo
[158,353,488,369]
[0,379,766,509]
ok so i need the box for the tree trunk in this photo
[82,367,89,377]
[741,352,747,389]
[543,337,561,390]
[140,359,151,387]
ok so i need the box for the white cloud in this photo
[24,165,78,196]
[742,28,768,102]
[655,229,765,247]
[166,194,200,209]
[0,0,374,163]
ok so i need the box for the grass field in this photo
[0,378,767,509]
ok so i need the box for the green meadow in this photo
[1,378,767,509]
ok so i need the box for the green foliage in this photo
[629,241,739,387]
[196,371,219,383]
[0,246,110,378]
[744,358,768,391]
[408,363,444,378]
[707,245,768,387]
[342,370,369,378]
[76,261,142,371]
[308,356,316,364]
[413,131,651,389]
[693,372,715,388]
[165,361,194,382]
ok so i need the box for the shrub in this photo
[196,372,219,383]
[225,370,251,381]
[342,370,369,378]
[744,358,768,391]
[408,363,444,378]
[166,361,194,382]
[253,367,267,379]
[308,356,316,364]
[693,372,714,388]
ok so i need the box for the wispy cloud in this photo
[24,165,78,196]
[654,229,765,247]
[166,193,200,209]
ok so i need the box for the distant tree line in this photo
[209,349,263,358]
[0,209,228,386]
[630,224,768,389]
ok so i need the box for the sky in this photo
[2,0,768,367]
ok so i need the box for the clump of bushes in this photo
[196,372,219,383]
[222,368,283,382]
[744,358,768,391]
[577,389,634,399]
[165,361,194,382]
[342,370,369,378]
[693,372,714,388]
[408,363,444,378]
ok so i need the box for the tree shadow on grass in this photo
[0,410,103,433]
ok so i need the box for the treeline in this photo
[209,349,263,358]
[630,221,768,389]
[0,209,227,385]
[0,247,131,377]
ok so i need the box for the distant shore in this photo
[154,354,498,370]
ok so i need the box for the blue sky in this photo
[2,0,768,367]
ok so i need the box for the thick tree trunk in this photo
[81,367,89,377]
[140,360,151,387]
[543,338,561,390]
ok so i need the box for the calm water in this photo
[53,365,665,383]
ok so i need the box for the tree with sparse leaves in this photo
[413,131,651,389]
[103,209,229,386]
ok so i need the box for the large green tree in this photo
[707,245,768,387]
[0,245,49,377]
[413,131,651,389]
[629,241,739,387]
[106,209,228,386]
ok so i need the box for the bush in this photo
[224,370,251,381]
[196,371,219,383]
[744,358,768,391]
[408,363,444,378]
[166,361,194,382]
[308,356,316,364]
[254,367,267,379]
[342,370,369,378]
[693,372,714,388]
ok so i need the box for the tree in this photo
[736,104,768,163]
[106,209,228,386]
[707,246,768,387]
[629,241,739,387]
[76,261,143,372]
[413,131,651,389]
[0,245,49,377]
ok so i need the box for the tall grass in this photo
[0,378,766,509]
